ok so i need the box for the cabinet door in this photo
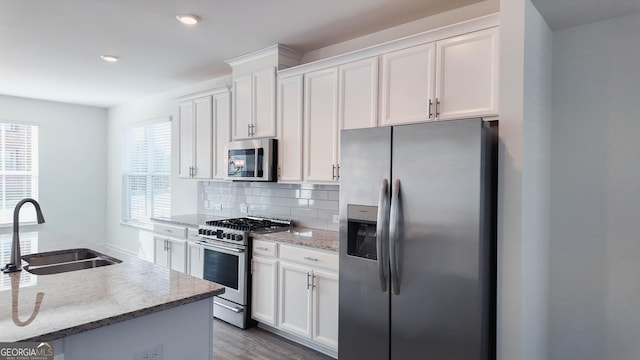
[304,67,339,182]
[435,27,499,120]
[177,101,194,178]
[339,57,379,131]
[380,42,436,126]
[312,269,339,350]
[213,92,231,180]
[277,74,304,182]
[252,67,277,138]
[154,237,169,268]
[168,238,187,273]
[188,242,204,279]
[193,96,213,179]
[252,256,279,326]
[279,261,312,338]
[232,74,253,140]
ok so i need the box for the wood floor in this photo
[213,320,333,360]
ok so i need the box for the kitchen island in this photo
[0,230,224,359]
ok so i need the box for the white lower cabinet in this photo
[153,236,187,273]
[187,241,204,279]
[152,222,190,273]
[251,239,338,354]
[251,240,279,326]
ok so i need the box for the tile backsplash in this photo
[198,182,340,231]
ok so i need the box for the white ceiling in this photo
[3,1,639,108]
[0,0,482,108]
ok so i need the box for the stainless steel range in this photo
[198,216,291,329]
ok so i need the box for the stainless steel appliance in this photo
[198,216,291,328]
[226,138,277,181]
[339,118,497,359]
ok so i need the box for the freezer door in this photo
[339,126,392,360]
[390,118,495,359]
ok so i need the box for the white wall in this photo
[0,95,107,242]
[549,11,640,360]
[106,94,191,258]
[498,0,552,359]
[104,76,231,257]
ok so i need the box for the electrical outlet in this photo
[333,215,340,224]
[240,204,248,213]
[214,203,223,210]
[134,345,163,360]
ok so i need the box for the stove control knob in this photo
[236,234,243,242]
[231,234,236,241]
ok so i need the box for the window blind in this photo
[122,119,171,224]
[0,123,38,224]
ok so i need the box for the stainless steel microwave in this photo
[226,139,277,181]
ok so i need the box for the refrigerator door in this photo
[390,118,495,359]
[339,126,392,360]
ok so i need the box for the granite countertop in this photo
[150,214,214,228]
[251,227,339,252]
[0,230,224,342]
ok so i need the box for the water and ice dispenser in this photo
[346,204,379,260]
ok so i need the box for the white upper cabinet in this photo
[178,88,230,180]
[277,74,304,182]
[253,67,277,138]
[232,74,253,140]
[380,26,499,125]
[380,43,436,126]
[178,95,213,179]
[232,67,277,140]
[303,67,339,183]
[339,57,379,130]
[213,91,231,180]
[435,27,499,120]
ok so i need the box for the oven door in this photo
[202,241,247,306]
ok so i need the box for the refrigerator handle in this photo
[389,179,401,295]
[376,178,389,292]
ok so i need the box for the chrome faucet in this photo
[2,198,45,273]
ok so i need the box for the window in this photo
[122,118,171,225]
[0,123,38,224]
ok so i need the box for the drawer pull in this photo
[304,256,319,262]
[256,247,269,251]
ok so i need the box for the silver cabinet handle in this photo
[428,98,433,119]
[256,246,269,251]
[304,256,318,262]
[389,179,401,295]
[312,274,316,290]
[307,272,311,290]
[247,123,251,137]
[377,179,389,292]
[336,165,340,180]
[435,98,441,118]
[214,301,243,313]
[332,165,336,180]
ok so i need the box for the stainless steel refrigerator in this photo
[338,118,497,360]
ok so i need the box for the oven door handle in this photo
[214,301,244,313]
[201,242,245,253]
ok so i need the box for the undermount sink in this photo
[22,248,122,275]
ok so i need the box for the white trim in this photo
[225,44,302,67]
[278,13,499,78]
[176,85,230,103]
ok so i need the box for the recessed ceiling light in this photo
[100,55,120,63]
[176,14,200,25]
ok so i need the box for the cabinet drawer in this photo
[187,227,200,241]
[279,244,338,271]
[154,223,187,239]
[253,239,278,258]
